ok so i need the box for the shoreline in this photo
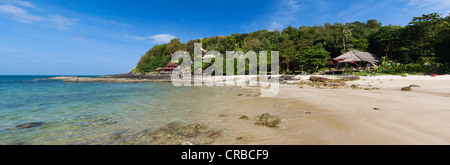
[47,73,450,144]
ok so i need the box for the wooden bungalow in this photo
[155,63,178,74]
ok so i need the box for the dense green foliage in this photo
[135,13,450,74]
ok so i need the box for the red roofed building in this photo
[154,63,178,74]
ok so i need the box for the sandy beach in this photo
[46,74,450,145]
[209,75,450,145]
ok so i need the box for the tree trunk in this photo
[343,37,346,50]
[286,62,290,73]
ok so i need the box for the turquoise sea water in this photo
[0,75,235,144]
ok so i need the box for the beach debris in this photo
[431,74,437,77]
[401,74,408,77]
[254,113,281,128]
[7,122,45,130]
[239,115,249,120]
[409,84,421,88]
[236,136,244,140]
[373,108,382,111]
[351,84,359,89]
[401,86,412,91]
[218,114,226,117]
[237,94,243,96]
[304,111,312,115]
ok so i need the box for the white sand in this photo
[213,75,450,145]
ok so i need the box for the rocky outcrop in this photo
[49,73,172,83]
[254,113,281,128]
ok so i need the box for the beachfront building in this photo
[333,50,380,71]
[155,63,178,74]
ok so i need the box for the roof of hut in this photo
[334,50,380,63]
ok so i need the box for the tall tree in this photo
[278,37,298,72]
[167,38,183,55]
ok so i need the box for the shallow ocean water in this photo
[0,75,240,144]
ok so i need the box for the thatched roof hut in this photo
[334,50,380,63]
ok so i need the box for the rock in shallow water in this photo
[7,122,45,130]
[147,122,221,145]
[107,122,222,145]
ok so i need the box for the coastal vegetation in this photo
[135,13,450,75]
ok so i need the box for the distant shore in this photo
[48,73,172,83]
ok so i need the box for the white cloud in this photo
[126,34,176,44]
[104,20,131,27]
[0,1,78,30]
[70,36,86,41]
[2,0,37,9]
[149,34,176,44]
[48,14,79,30]
[259,0,305,30]
[14,0,36,9]
[286,0,302,9]
[0,4,43,23]
[407,0,450,14]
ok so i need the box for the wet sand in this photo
[211,75,450,145]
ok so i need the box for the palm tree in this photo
[341,27,353,51]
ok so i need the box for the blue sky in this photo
[0,0,449,75]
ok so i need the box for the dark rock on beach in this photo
[254,113,281,128]
[239,115,249,120]
[310,75,360,82]
[401,86,413,91]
